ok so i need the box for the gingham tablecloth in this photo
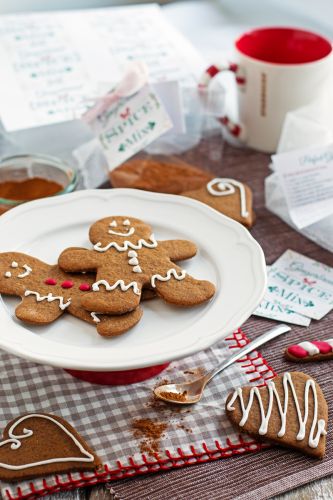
[1,329,275,500]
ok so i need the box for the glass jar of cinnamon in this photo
[0,154,78,214]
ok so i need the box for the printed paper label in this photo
[92,84,172,170]
[253,297,311,327]
[267,249,333,320]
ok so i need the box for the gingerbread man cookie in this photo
[226,372,327,458]
[285,340,333,362]
[182,178,255,228]
[0,252,143,337]
[58,216,216,315]
[0,413,101,481]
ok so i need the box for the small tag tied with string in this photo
[81,61,172,171]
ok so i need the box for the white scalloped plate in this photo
[0,189,266,371]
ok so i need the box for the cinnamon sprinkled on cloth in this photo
[132,418,168,456]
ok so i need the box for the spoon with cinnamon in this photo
[154,324,290,405]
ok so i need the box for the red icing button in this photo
[45,278,57,286]
[79,283,91,291]
[61,280,74,289]
[287,345,308,358]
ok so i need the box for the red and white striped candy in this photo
[287,340,333,359]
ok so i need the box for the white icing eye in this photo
[11,261,18,268]
[123,219,130,226]
[4,271,11,278]
[109,220,117,227]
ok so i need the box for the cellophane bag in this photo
[107,82,226,191]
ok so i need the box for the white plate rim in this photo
[0,189,267,370]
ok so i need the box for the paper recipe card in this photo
[253,250,333,325]
[0,5,203,131]
[272,144,333,229]
[91,84,172,170]
[269,250,333,320]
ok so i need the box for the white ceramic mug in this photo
[201,27,333,153]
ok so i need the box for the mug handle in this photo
[199,63,246,140]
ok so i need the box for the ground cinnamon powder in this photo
[159,391,188,402]
[132,418,168,456]
[0,178,63,201]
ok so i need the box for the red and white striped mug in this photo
[201,27,333,153]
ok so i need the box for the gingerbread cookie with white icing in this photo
[0,252,143,337]
[226,372,327,458]
[0,413,101,482]
[58,216,216,315]
[285,340,333,362]
[182,178,255,228]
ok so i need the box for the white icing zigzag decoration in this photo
[151,268,187,288]
[227,372,327,449]
[0,414,94,470]
[93,234,158,253]
[92,279,141,296]
[24,291,71,310]
[207,178,249,218]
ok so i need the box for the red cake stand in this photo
[65,362,170,385]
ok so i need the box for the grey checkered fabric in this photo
[0,330,275,500]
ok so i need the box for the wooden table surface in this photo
[40,476,333,500]
[12,141,333,500]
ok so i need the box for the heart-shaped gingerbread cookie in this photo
[0,413,101,481]
[225,372,327,458]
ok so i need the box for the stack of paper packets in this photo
[253,249,333,327]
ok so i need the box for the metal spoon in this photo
[154,323,291,405]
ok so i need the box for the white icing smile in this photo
[4,262,32,279]
[108,219,135,237]
[108,227,135,237]
[18,264,32,279]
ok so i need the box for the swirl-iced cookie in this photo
[182,178,255,228]
[0,413,101,482]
